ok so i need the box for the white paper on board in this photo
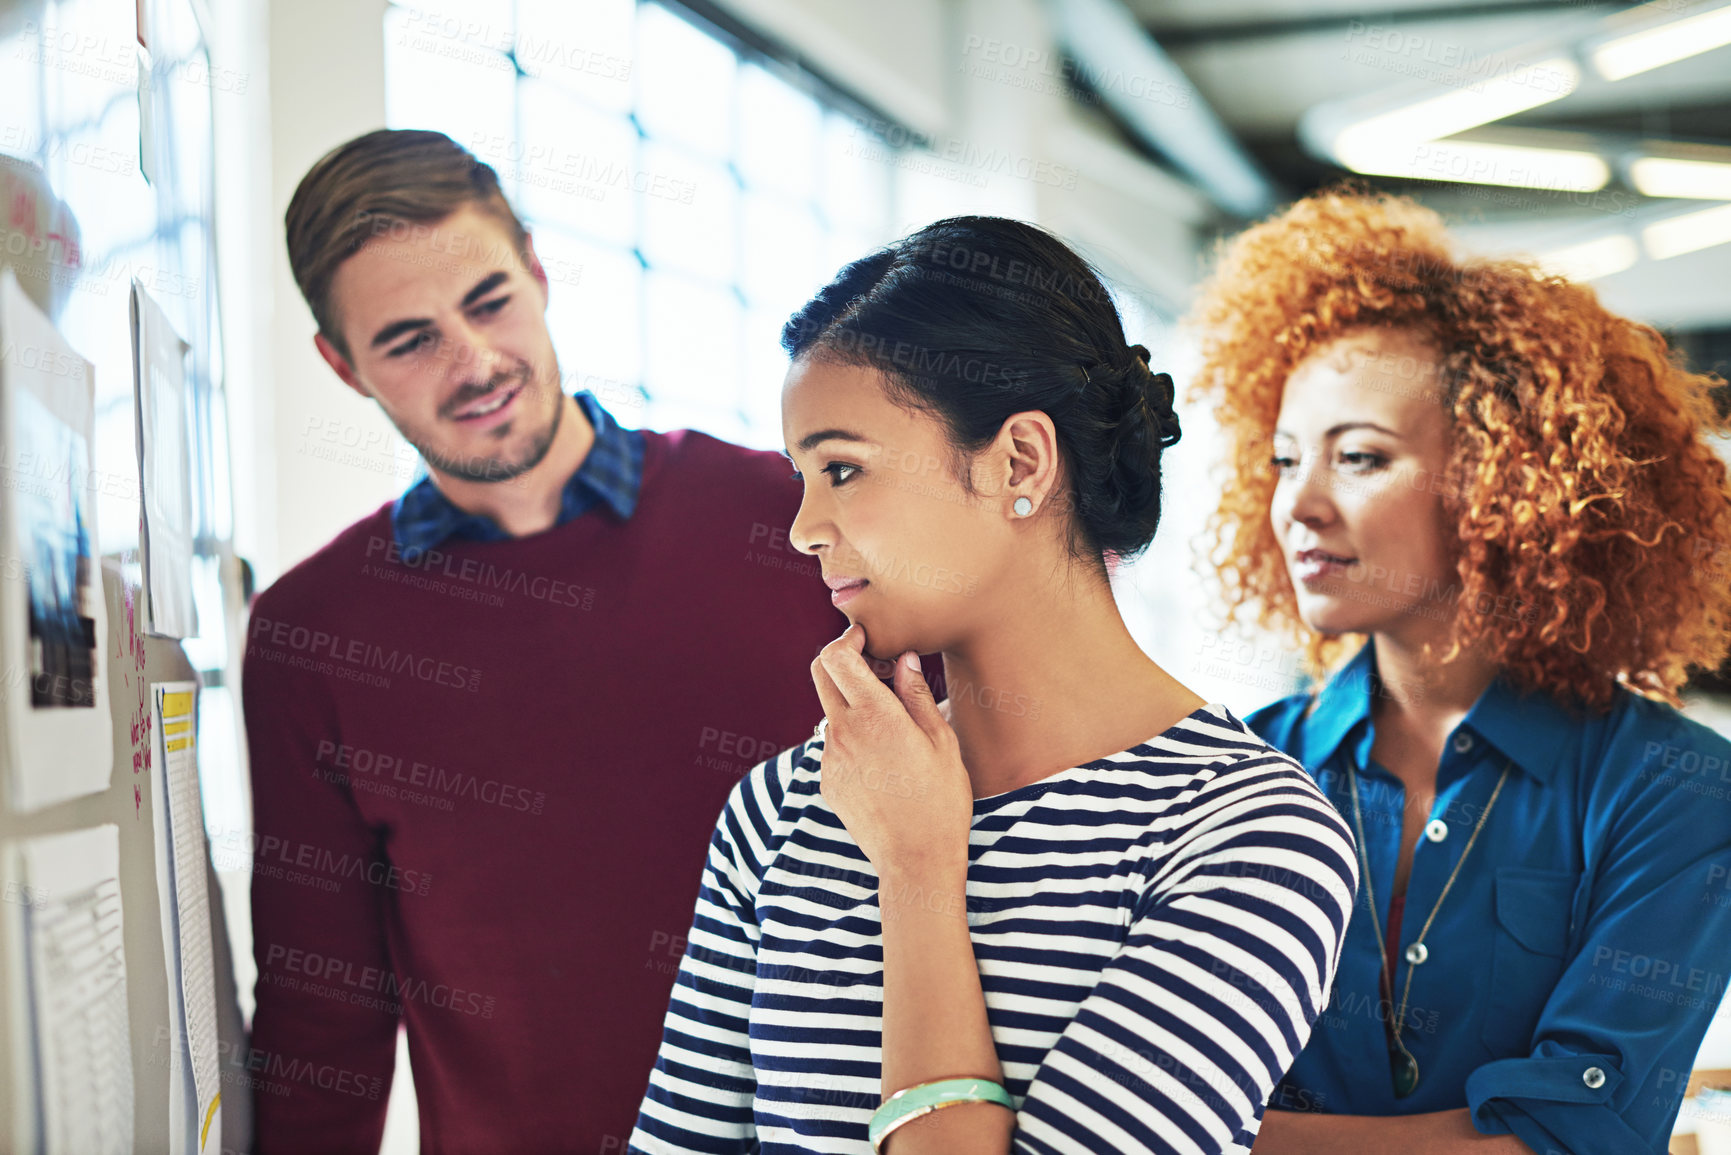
[130,280,198,641]
[4,824,136,1155]
[149,681,221,1154]
[0,268,113,813]
[137,42,156,186]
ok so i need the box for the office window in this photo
[0,0,242,835]
[384,0,903,450]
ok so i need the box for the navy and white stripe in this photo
[629,704,1358,1155]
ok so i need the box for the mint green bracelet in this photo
[868,1077,1015,1152]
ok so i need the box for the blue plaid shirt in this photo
[390,389,645,556]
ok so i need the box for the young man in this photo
[245,128,934,1153]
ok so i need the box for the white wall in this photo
[262,0,397,588]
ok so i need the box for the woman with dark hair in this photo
[1187,187,1731,1155]
[628,217,1358,1155]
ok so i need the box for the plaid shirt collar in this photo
[389,389,644,556]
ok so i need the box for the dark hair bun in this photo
[783,216,1179,567]
[1083,345,1182,559]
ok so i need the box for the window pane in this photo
[644,270,741,415]
[639,140,734,284]
[821,113,893,232]
[0,20,41,144]
[539,232,645,418]
[384,5,515,150]
[896,153,980,232]
[634,3,734,161]
[742,304,791,450]
[514,0,635,113]
[37,0,134,130]
[737,64,819,199]
[388,1,513,52]
[56,117,154,259]
[381,0,903,453]
[513,79,638,248]
[823,226,880,281]
[740,191,822,318]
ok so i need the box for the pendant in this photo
[1392,1049,1420,1098]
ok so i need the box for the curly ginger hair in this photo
[1186,185,1731,711]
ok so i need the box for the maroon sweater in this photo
[241,428,940,1153]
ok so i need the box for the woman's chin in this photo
[1296,605,1370,639]
[851,617,921,667]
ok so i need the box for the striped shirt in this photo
[629,703,1359,1155]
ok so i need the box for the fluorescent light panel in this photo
[1336,138,1610,192]
[1643,202,1731,260]
[1327,57,1594,190]
[1628,157,1731,199]
[1333,56,1579,153]
[1535,235,1640,280]
[1592,1,1731,81]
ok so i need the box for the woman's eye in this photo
[1269,455,1298,473]
[1338,451,1388,470]
[789,464,859,486]
[474,297,509,317]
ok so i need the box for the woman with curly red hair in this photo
[1186,186,1731,1155]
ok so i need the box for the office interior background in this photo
[3,0,1731,1151]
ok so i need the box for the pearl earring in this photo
[1013,497,1032,516]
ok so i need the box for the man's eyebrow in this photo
[369,271,513,349]
[461,271,509,308]
[371,318,430,349]
[783,430,874,458]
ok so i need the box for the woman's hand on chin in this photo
[812,623,972,882]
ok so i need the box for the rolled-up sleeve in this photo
[1464,722,1731,1155]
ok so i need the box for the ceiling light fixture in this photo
[1628,157,1731,200]
[1534,234,1640,280]
[1642,202,1731,260]
[1590,0,1731,81]
[1335,138,1609,192]
[1333,56,1579,151]
[1315,57,1597,190]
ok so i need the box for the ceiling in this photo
[1100,0,1731,328]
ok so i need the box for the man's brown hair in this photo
[285,128,531,361]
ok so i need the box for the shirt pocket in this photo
[1479,867,1578,1056]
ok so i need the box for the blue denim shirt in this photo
[1246,640,1731,1155]
[390,389,645,556]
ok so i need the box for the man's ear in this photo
[314,331,370,399]
[522,232,550,304]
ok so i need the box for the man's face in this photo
[316,203,565,484]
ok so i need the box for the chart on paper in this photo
[9,825,136,1155]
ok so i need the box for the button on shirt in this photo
[1246,641,1731,1155]
[390,389,645,555]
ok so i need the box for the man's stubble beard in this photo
[409,368,566,484]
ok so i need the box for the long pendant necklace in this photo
[1345,757,1511,1098]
